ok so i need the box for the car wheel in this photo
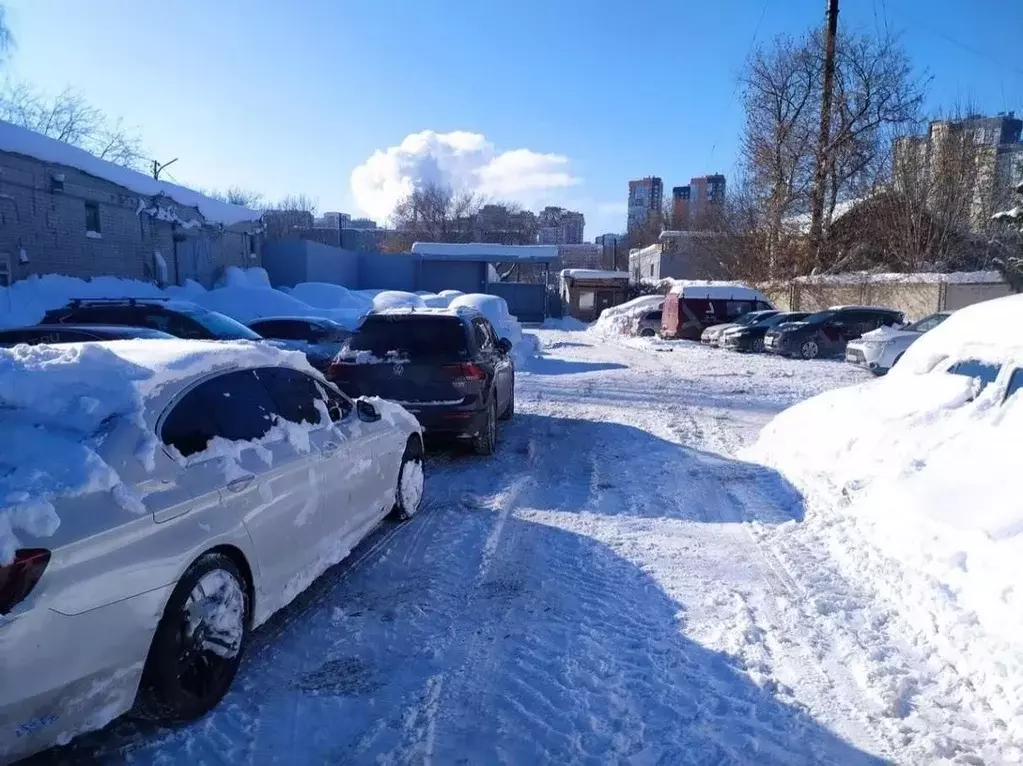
[135,553,250,722]
[751,338,765,353]
[640,328,655,337]
[800,339,820,360]
[472,399,498,456]
[391,436,425,521]
[499,381,515,421]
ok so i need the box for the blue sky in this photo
[4,0,1020,237]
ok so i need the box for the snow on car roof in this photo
[669,282,770,302]
[898,293,1023,373]
[0,120,260,228]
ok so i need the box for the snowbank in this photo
[448,293,519,342]
[217,266,272,289]
[0,120,260,228]
[745,293,1023,687]
[0,274,166,329]
[591,295,664,336]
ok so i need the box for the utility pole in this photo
[808,0,839,269]
[151,157,179,181]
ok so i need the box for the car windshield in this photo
[905,313,949,333]
[346,316,469,359]
[182,306,262,340]
[759,313,802,328]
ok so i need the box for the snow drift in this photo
[591,295,664,336]
[745,294,1023,711]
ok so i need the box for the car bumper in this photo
[720,335,751,351]
[763,336,793,356]
[845,346,887,374]
[0,584,172,763]
[398,402,489,438]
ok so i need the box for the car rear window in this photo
[348,316,469,359]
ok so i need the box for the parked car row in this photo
[2,296,520,762]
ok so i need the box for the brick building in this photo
[0,121,262,288]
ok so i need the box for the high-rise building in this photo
[688,174,726,223]
[671,186,691,229]
[895,112,1023,231]
[536,206,585,244]
[627,177,664,232]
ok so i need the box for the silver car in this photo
[845,311,951,375]
[0,341,425,763]
[636,308,663,337]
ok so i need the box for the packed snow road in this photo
[29,328,975,764]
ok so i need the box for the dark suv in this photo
[328,309,514,455]
[764,306,904,360]
[42,298,262,341]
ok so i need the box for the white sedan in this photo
[845,311,951,375]
[0,340,424,763]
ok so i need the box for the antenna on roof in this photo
[152,158,179,181]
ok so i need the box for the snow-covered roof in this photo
[783,198,861,234]
[793,270,1005,285]
[668,281,769,302]
[0,120,261,228]
[410,242,558,262]
[560,269,631,281]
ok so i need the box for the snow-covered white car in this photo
[844,311,950,375]
[745,293,1023,686]
[0,340,424,763]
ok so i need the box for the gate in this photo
[487,282,547,323]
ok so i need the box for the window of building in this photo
[84,201,101,234]
[649,264,654,277]
[0,254,10,287]
[578,291,595,310]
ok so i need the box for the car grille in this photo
[846,348,866,364]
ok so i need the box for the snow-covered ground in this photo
[24,327,1012,765]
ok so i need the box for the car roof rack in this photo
[68,297,172,307]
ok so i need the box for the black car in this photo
[328,309,514,455]
[247,316,353,373]
[42,298,263,341]
[764,306,905,360]
[720,312,810,353]
[0,324,176,346]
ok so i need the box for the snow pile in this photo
[371,291,427,312]
[216,266,272,289]
[0,120,260,228]
[448,293,519,342]
[0,343,151,562]
[591,295,664,336]
[289,282,371,311]
[418,293,456,308]
[745,294,1023,721]
[0,274,165,328]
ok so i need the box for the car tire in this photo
[499,382,515,421]
[472,399,498,456]
[800,339,820,360]
[640,328,655,337]
[751,338,765,353]
[135,553,250,723]
[391,436,425,521]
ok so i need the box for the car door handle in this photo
[321,440,339,457]
[226,476,254,493]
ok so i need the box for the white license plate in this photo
[765,337,775,347]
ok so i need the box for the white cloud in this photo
[350,130,581,222]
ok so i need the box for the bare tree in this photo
[388,182,483,250]
[738,30,925,277]
[270,194,317,214]
[0,83,146,169]
[991,182,1023,290]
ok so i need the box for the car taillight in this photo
[443,363,487,394]
[327,360,353,381]
[0,548,50,615]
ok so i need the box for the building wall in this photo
[358,252,417,291]
[0,150,256,287]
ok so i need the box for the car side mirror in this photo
[357,399,382,423]
[497,338,513,355]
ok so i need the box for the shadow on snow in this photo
[25,415,871,765]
